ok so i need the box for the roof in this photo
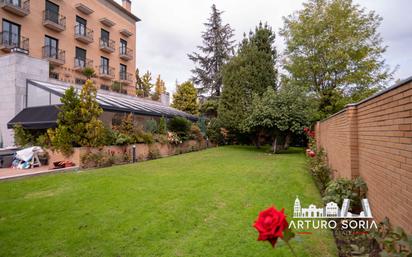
[7,105,59,129]
[105,0,141,22]
[28,80,198,121]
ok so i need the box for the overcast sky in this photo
[123,0,412,94]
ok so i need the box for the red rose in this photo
[253,207,288,247]
[308,150,316,157]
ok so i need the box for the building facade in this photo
[0,0,139,95]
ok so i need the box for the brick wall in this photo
[316,77,412,233]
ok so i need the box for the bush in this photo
[308,149,332,194]
[148,145,160,160]
[190,124,204,141]
[158,117,167,135]
[323,177,367,212]
[14,124,35,147]
[145,119,158,134]
[168,116,191,139]
[82,67,95,79]
[153,134,168,144]
[206,118,225,144]
[81,151,115,168]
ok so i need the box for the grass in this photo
[0,146,337,257]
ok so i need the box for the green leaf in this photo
[282,226,295,243]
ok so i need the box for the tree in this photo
[188,4,235,97]
[48,80,105,155]
[78,80,105,147]
[136,70,153,98]
[152,75,166,101]
[244,85,312,153]
[218,22,278,132]
[280,0,393,118]
[172,81,199,115]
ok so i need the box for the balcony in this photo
[99,65,115,80]
[119,47,133,61]
[42,45,65,66]
[99,38,115,53]
[73,57,93,71]
[119,72,133,84]
[1,0,30,16]
[43,10,66,32]
[0,32,29,53]
[74,25,93,44]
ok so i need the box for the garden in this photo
[0,146,337,257]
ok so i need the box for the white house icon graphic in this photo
[293,196,373,219]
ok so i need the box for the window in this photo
[100,56,109,74]
[75,78,86,85]
[44,35,58,58]
[120,39,127,55]
[75,47,86,67]
[2,20,21,47]
[101,84,110,91]
[101,29,109,42]
[45,0,60,23]
[120,64,127,80]
[8,0,22,7]
[75,16,87,36]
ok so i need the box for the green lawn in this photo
[0,146,337,257]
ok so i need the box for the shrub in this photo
[190,124,204,141]
[158,116,167,135]
[153,134,168,144]
[118,113,134,135]
[13,124,34,147]
[323,177,367,212]
[167,132,182,145]
[82,67,95,79]
[148,145,160,160]
[308,149,332,194]
[371,217,412,256]
[145,119,158,133]
[111,81,122,92]
[206,118,225,144]
[81,151,115,168]
[168,116,191,139]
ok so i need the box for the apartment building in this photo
[0,0,139,95]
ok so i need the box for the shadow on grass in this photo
[219,145,304,155]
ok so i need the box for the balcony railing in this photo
[1,0,30,16]
[0,32,29,52]
[119,46,133,61]
[43,10,66,32]
[42,45,65,65]
[119,72,133,83]
[74,57,93,70]
[99,38,115,53]
[74,24,93,44]
[99,65,115,79]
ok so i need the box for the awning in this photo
[7,105,59,129]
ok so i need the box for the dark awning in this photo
[7,105,59,129]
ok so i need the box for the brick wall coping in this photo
[319,75,412,123]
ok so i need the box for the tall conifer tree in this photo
[188,4,235,97]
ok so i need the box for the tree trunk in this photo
[284,133,291,150]
[272,136,278,153]
[255,129,262,149]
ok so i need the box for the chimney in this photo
[160,93,170,106]
[122,0,131,12]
